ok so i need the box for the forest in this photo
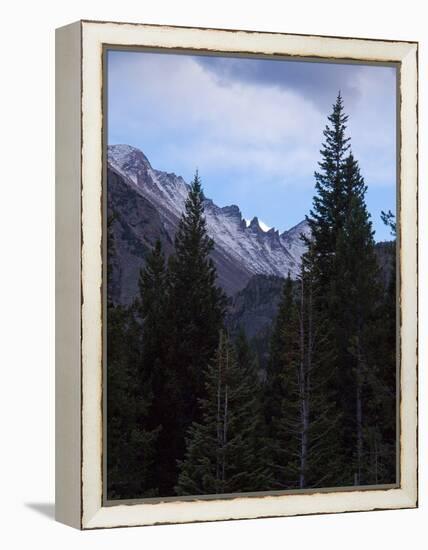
[106,94,397,500]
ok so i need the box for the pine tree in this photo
[138,239,167,387]
[176,331,271,496]
[270,254,341,489]
[265,273,294,422]
[333,153,382,484]
[136,240,176,493]
[304,94,395,486]
[234,329,272,484]
[306,94,398,485]
[305,95,352,388]
[106,221,161,499]
[380,210,396,236]
[162,171,227,493]
[168,171,226,411]
[304,92,352,380]
[303,98,352,482]
[360,212,397,484]
[106,304,161,499]
[305,91,350,296]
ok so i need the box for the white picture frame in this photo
[55,19,418,529]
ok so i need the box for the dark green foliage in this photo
[333,154,384,483]
[106,96,397,499]
[162,172,227,491]
[107,220,161,499]
[168,171,227,405]
[138,240,168,388]
[225,274,286,369]
[110,171,228,497]
[303,94,396,485]
[168,174,227,397]
[265,273,294,422]
[361,221,396,484]
[305,91,350,295]
[268,255,342,489]
[176,332,271,495]
[380,209,397,237]
[268,273,294,374]
[106,304,160,499]
[136,240,177,493]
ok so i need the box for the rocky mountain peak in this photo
[107,144,310,297]
[108,144,152,172]
[221,204,242,220]
[281,219,310,242]
[248,216,261,231]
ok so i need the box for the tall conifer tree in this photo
[304,93,395,485]
[163,171,226,491]
[138,240,167,391]
[270,253,341,489]
[360,212,397,484]
[176,332,271,496]
[334,154,382,483]
[107,223,160,499]
[137,240,177,493]
[265,273,294,423]
[306,92,350,295]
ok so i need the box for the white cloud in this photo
[108,52,326,185]
[345,66,396,187]
[108,51,396,190]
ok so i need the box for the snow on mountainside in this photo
[108,144,310,291]
[280,219,312,268]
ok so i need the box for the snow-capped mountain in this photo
[107,144,310,301]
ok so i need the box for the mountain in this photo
[107,144,310,303]
[107,166,175,304]
[226,275,286,340]
[107,144,394,370]
[225,274,287,368]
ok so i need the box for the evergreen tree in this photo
[106,219,162,499]
[270,254,341,489]
[305,91,350,296]
[380,209,396,236]
[304,94,395,485]
[162,171,227,493]
[235,329,272,483]
[106,304,161,499]
[138,240,167,391]
[137,240,175,493]
[176,331,271,496]
[334,154,382,483]
[360,212,397,484]
[265,273,294,422]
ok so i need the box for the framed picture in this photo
[55,20,418,529]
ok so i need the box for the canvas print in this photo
[105,49,397,501]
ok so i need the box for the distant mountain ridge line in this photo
[107,143,311,301]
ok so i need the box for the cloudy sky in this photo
[107,49,397,241]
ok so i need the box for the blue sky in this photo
[107,50,397,241]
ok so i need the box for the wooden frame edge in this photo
[55,19,418,530]
[55,20,83,529]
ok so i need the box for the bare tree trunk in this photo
[355,338,363,486]
[222,344,229,485]
[356,381,363,485]
[299,276,307,489]
[303,277,314,488]
[374,431,379,485]
[222,386,228,483]
[216,338,222,490]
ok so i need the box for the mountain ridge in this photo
[108,144,310,301]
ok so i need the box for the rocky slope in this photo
[107,144,310,302]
